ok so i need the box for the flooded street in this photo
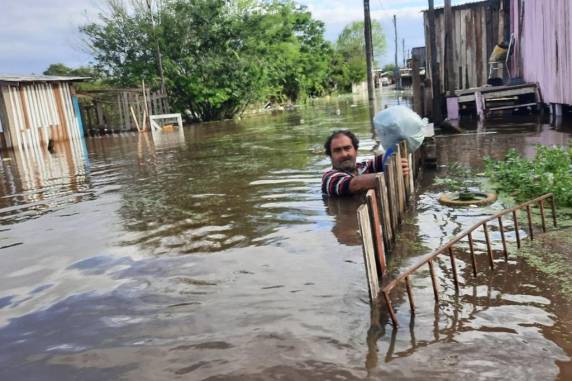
[0,90,571,380]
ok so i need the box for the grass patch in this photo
[509,228,572,299]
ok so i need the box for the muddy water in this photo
[0,90,571,380]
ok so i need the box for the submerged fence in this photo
[358,189,557,326]
[379,193,556,326]
[356,141,559,322]
[357,141,423,302]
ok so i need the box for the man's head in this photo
[324,130,359,172]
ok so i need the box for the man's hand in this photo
[401,158,410,177]
[348,159,410,194]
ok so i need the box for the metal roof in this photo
[0,74,90,83]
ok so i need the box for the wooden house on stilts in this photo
[0,75,87,151]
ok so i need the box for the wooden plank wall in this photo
[511,0,572,105]
[0,82,83,150]
[424,0,504,92]
[81,90,170,132]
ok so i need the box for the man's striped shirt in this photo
[322,155,384,197]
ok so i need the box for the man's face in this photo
[330,134,357,172]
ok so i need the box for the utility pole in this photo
[402,39,406,67]
[363,0,375,102]
[428,0,443,122]
[444,0,455,92]
[393,15,400,90]
[146,0,166,94]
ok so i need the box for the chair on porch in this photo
[488,33,515,85]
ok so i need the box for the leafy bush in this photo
[484,145,572,206]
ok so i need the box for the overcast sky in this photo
[0,0,472,74]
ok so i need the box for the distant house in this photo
[0,75,87,150]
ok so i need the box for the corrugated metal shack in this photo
[0,75,87,151]
[510,0,572,107]
[423,0,510,92]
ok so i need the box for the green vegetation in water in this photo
[434,162,484,198]
[508,228,572,299]
[484,144,572,206]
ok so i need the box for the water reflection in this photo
[367,250,570,379]
[0,90,571,380]
[0,140,90,225]
[324,196,363,246]
[363,114,572,380]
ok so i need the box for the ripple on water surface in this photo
[0,93,571,380]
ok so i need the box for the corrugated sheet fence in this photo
[0,82,83,150]
[511,0,572,105]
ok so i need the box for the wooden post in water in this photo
[411,57,422,115]
[399,141,410,203]
[408,152,415,197]
[363,0,375,103]
[467,232,477,277]
[384,156,399,232]
[130,107,141,132]
[395,146,406,215]
[383,291,398,326]
[405,276,415,313]
[366,190,387,274]
[448,247,459,291]
[357,204,380,303]
[428,259,439,302]
[376,174,393,249]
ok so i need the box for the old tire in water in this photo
[438,192,497,207]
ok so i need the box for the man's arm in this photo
[348,173,378,193]
[350,158,410,193]
[323,158,410,196]
[322,170,353,196]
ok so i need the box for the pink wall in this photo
[511,0,572,105]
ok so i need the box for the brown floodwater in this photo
[0,90,571,380]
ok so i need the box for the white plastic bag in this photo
[373,105,426,154]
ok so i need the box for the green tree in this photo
[254,1,333,102]
[80,1,158,87]
[43,63,96,77]
[381,63,396,73]
[333,20,386,91]
[80,0,335,121]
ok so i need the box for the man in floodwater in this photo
[322,130,409,197]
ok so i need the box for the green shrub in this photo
[484,144,572,206]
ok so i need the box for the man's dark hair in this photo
[324,130,359,157]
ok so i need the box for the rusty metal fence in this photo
[380,193,557,326]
